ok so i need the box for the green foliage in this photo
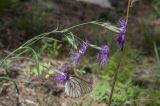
[31,63,50,76]
[92,47,140,105]
[91,46,160,106]
[102,54,118,75]
[16,3,48,33]
[0,76,19,95]
[23,47,40,75]
[0,29,59,76]
[40,40,62,57]
[0,0,16,11]
[2,59,12,70]
[113,80,141,105]
[65,32,78,50]
[92,77,141,106]
[92,81,111,102]
[154,0,160,8]
[92,79,142,105]
[2,59,15,76]
[91,21,119,33]
[144,89,160,106]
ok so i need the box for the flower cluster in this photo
[70,41,110,69]
[71,40,88,65]
[54,73,69,83]
[96,45,109,68]
[117,19,127,49]
[53,65,69,83]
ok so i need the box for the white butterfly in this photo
[45,65,92,98]
[65,76,92,98]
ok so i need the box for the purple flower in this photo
[79,40,88,54]
[96,45,109,68]
[117,19,127,49]
[54,73,69,83]
[71,40,88,65]
[53,65,69,83]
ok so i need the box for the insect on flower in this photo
[48,66,92,98]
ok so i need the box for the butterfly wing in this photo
[65,78,82,98]
[65,77,92,98]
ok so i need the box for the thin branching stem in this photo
[64,22,92,31]
[0,20,120,67]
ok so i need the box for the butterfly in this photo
[65,76,92,98]
[45,65,92,98]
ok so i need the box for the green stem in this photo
[0,20,119,67]
[108,0,132,105]
[91,21,120,33]
[108,53,123,106]
[64,22,92,31]
[126,0,132,24]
